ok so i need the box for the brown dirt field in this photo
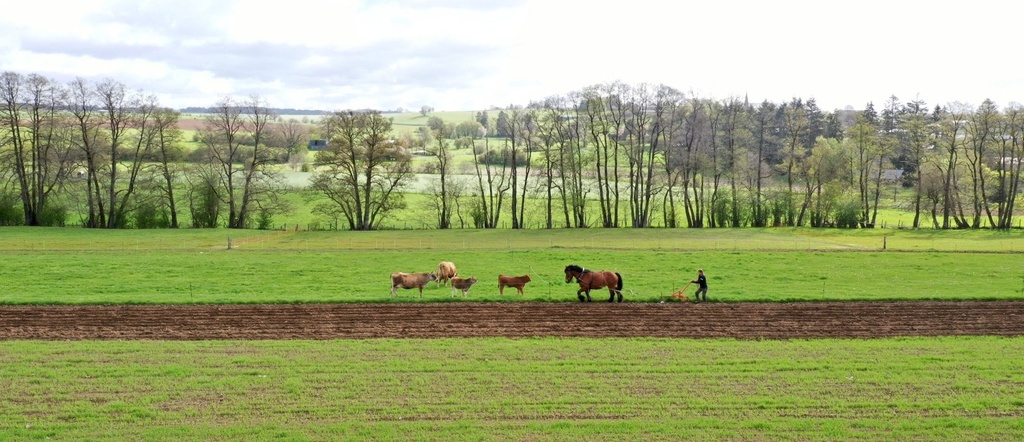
[1,301,1022,340]
[177,118,205,131]
[177,118,287,132]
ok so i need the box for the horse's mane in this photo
[564,264,588,273]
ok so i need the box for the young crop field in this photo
[1,338,1022,440]
[1,227,1022,440]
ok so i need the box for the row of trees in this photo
[1,70,1021,230]
[401,85,1021,230]
[0,71,308,228]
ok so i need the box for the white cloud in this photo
[0,0,1021,111]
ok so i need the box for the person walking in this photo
[691,269,708,302]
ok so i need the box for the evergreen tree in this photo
[495,110,509,138]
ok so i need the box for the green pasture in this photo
[389,110,479,131]
[1,337,1022,440]
[1,227,1021,304]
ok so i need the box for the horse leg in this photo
[577,288,586,302]
[616,290,623,302]
[607,288,615,302]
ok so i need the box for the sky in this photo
[1,0,1021,112]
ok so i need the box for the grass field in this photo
[1,337,1022,440]
[0,227,1021,304]
[2,227,1022,441]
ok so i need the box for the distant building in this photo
[881,169,904,182]
[308,139,328,151]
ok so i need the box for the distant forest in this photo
[1,71,1022,230]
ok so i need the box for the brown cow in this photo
[390,272,437,297]
[498,274,531,296]
[436,261,458,287]
[449,276,478,298]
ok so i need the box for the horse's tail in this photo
[615,272,623,291]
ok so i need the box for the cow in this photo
[390,272,437,297]
[436,261,458,287]
[449,276,478,297]
[498,274,531,296]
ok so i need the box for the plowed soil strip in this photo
[2,301,1023,340]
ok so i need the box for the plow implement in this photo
[668,282,692,302]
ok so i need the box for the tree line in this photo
[0,72,303,228]
[1,71,1021,230]
[384,83,1022,230]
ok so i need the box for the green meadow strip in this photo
[1,337,1021,441]
[0,249,1019,304]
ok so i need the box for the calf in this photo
[436,261,458,287]
[449,276,478,297]
[498,274,531,296]
[390,272,437,297]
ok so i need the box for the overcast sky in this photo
[1,0,1020,112]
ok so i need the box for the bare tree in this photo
[657,94,690,228]
[781,99,809,225]
[747,101,779,227]
[935,103,970,228]
[236,94,280,229]
[718,97,749,227]
[311,110,412,230]
[0,72,74,226]
[200,95,283,229]
[67,77,106,227]
[199,96,244,228]
[555,92,590,228]
[274,117,310,160]
[500,106,533,229]
[994,104,1024,229]
[96,78,134,228]
[678,97,712,228]
[152,107,183,227]
[964,99,999,228]
[535,100,566,228]
[427,122,455,228]
[97,80,159,228]
[846,112,885,227]
[470,137,510,228]
[583,83,627,227]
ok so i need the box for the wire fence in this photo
[2,227,1020,254]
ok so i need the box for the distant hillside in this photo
[179,107,331,115]
[178,107,413,115]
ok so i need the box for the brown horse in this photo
[564,264,623,302]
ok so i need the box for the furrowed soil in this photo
[2,301,1022,340]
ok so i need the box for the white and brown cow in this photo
[390,272,437,297]
[436,261,458,287]
[449,276,478,298]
